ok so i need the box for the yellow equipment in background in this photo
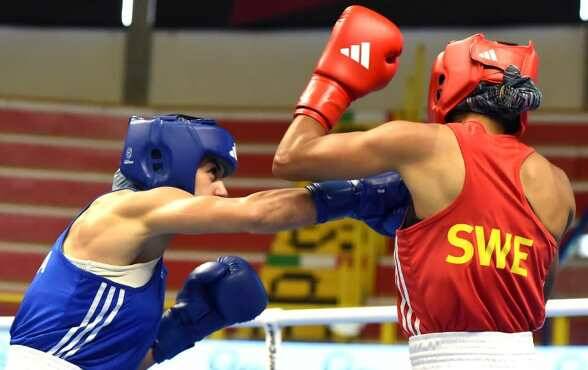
[260,218,388,341]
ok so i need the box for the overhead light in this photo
[122,0,134,27]
[581,0,588,21]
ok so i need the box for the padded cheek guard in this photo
[119,114,237,193]
[427,33,539,135]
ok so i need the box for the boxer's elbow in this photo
[272,150,301,180]
[271,153,289,178]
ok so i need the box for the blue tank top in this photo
[10,213,167,369]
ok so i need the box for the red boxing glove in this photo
[295,6,403,130]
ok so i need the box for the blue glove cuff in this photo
[306,180,360,223]
[306,171,410,225]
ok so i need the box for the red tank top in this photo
[394,121,557,337]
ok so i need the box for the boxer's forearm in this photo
[243,188,317,233]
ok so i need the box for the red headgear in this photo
[427,33,539,134]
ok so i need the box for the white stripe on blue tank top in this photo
[62,289,126,359]
[47,282,126,359]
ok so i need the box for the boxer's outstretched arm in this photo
[273,115,442,181]
[116,171,409,238]
[119,186,317,236]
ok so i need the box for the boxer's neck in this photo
[455,112,506,135]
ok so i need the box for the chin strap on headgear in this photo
[119,114,237,193]
[428,33,540,135]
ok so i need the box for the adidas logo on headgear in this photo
[478,49,498,62]
[340,42,370,69]
[229,143,238,160]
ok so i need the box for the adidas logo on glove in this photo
[340,42,371,69]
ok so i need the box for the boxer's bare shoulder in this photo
[521,151,576,239]
[392,122,465,219]
[62,189,175,265]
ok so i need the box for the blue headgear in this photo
[119,114,237,193]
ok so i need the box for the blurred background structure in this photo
[0,0,587,350]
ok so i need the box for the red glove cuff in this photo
[295,75,352,131]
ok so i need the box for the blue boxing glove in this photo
[306,171,410,237]
[152,256,268,363]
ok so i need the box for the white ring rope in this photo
[235,298,588,328]
[0,298,586,330]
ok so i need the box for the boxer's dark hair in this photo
[449,65,542,135]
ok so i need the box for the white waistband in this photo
[408,332,536,370]
[5,345,81,370]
